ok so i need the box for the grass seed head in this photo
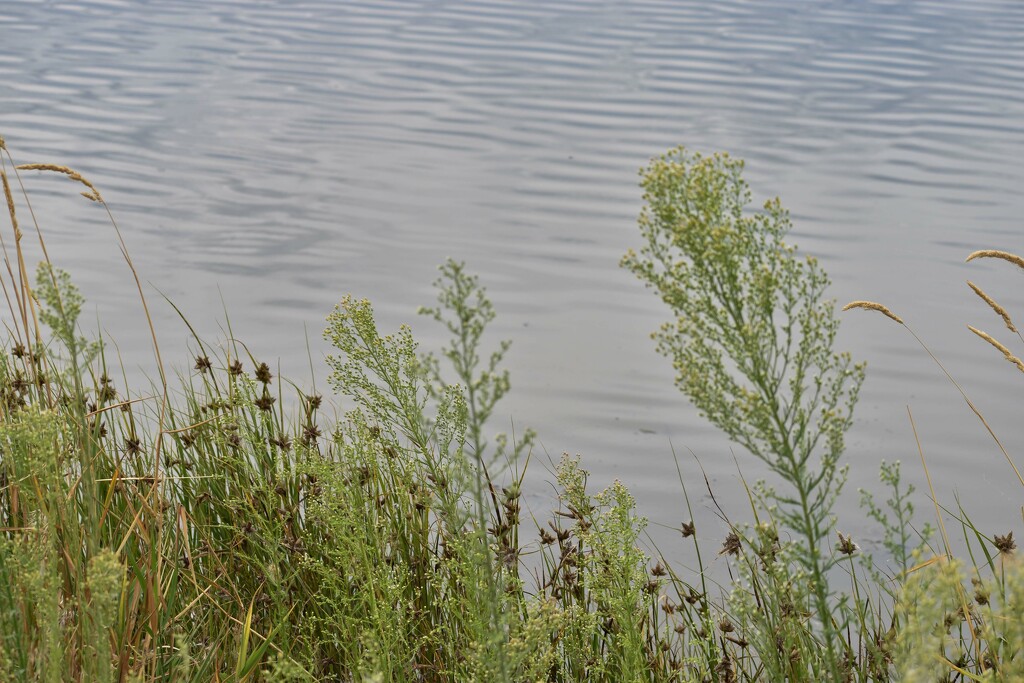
[966,325,1024,373]
[841,300,904,325]
[17,163,103,202]
[967,281,1016,333]
[966,249,1024,271]
[1,169,19,239]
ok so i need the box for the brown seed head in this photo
[302,423,322,444]
[1,170,19,240]
[994,531,1016,556]
[255,394,276,412]
[966,250,1024,271]
[720,531,741,557]
[254,362,272,384]
[837,531,858,556]
[16,163,103,202]
[842,300,904,325]
[967,281,1017,333]
[972,576,990,606]
[967,326,1024,373]
[715,653,735,683]
[660,596,676,615]
[724,633,750,648]
[680,520,695,538]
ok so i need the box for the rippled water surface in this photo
[3,0,1024,545]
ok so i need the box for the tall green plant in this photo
[418,259,533,465]
[418,260,510,459]
[622,147,865,675]
[323,293,521,681]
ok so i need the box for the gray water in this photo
[3,0,1024,555]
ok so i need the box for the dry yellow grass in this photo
[966,280,1016,333]
[15,163,103,202]
[841,300,904,325]
[965,249,1024,271]
[1,169,18,240]
[966,325,1024,373]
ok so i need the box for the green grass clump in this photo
[0,136,1022,681]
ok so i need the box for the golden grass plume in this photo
[841,300,904,325]
[967,325,1024,374]
[1,169,18,239]
[967,281,1016,333]
[965,250,1024,271]
[16,163,103,202]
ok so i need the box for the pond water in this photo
[3,0,1024,556]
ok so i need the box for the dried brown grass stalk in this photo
[0,166,31,372]
[16,163,103,202]
[965,250,1024,271]
[841,300,904,325]
[1,161,43,369]
[1,169,18,240]
[967,325,1024,373]
[966,281,1016,333]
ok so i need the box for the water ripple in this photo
[2,0,1022,533]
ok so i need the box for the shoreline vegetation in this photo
[0,136,1021,681]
